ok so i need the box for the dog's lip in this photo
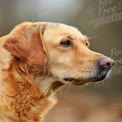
[63,77,75,82]
[92,68,112,82]
[72,75,107,85]
[63,74,106,83]
[91,74,107,82]
[63,71,108,81]
[64,69,112,84]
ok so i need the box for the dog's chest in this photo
[0,80,55,122]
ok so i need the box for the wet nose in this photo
[99,56,115,68]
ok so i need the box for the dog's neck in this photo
[0,56,65,121]
[13,58,65,96]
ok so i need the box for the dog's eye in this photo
[85,41,89,47]
[60,40,72,47]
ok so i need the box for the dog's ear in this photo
[4,23,47,67]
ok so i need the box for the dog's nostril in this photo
[99,56,115,68]
[106,62,111,66]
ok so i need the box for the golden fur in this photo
[0,22,113,122]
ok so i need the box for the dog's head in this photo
[42,22,114,85]
[3,22,114,87]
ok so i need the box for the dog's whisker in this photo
[65,84,72,97]
[88,35,97,40]
[59,87,63,99]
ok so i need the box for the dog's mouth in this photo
[63,66,112,85]
[64,78,75,82]
[62,57,114,85]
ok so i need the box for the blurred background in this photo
[0,0,122,121]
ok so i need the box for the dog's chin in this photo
[63,69,112,85]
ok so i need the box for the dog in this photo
[0,22,114,122]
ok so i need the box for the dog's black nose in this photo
[99,56,115,69]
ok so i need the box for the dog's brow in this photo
[84,36,88,40]
[80,36,88,42]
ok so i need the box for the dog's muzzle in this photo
[63,56,115,84]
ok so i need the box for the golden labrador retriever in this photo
[0,22,114,122]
